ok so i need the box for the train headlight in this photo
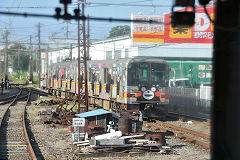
[151,87,156,92]
[141,87,146,92]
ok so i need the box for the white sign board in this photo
[72,118,85,127]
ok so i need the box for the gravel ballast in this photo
[26,99,210,160]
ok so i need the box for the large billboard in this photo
[132,3,215,43]
[132,15,165,43]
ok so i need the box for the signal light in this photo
[155,91,161,97]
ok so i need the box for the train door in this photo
[112,66,117,99]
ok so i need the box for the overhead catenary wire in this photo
[0,11,167,25]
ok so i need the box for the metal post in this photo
[29,36,33,82]
[82,0,89,112]
[38,23,41,88]
[77,1,81,114]
[46,45,49,88]
[17,43,20,78]
[87,14,90,60]
[3,28,9,85]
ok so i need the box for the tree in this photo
[107,25,130,38]
[8,43,30,73]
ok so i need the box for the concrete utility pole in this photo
[66,21,69,39]
[3,28,9,85]
[87,15,90,60]
[46,45,49,88]
[46,45,49,77]
[77,0,81,114]
[17,43,20,78]
[38,23,41,88]
[70,43,73,61]
[82,0,89,112]
[29,35,33,82]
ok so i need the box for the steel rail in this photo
[0,89,23,126]
[144,122,210,150]
[0,87,37,160]
[168,112,209,122]
[0,94,18,102]
[22,88,37,160]
[0,94,29,105]
[156,121,210,140]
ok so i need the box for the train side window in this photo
[104,68,108,83]
[89,69,92,82]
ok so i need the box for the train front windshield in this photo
[128,62,169,87]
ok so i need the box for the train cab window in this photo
[151,63,169,86]
[127,63,137,86]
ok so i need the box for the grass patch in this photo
[199,123,209,130]
[58,129,68,135]
[36,97,54,104]
[27,107,42,121]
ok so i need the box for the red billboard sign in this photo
[132,3,215,43]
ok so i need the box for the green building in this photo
[166,58,212,88]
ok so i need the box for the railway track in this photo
[144,120,210,150]
[167,112,210,122]
[0,88,37,160]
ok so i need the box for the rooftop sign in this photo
[131,3,215,44]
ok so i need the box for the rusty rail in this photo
[168,112,209,122]
[0,87,37,160]
[156,121,210,140]
[22,88,37,160]
[144,121,210,150]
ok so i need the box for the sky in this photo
[0,0,173,48]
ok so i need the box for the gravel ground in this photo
[26,97,210,160]
[27,102,79,160]
[0,102,30,160]
[166,119,210,135]
[0,105,8,117]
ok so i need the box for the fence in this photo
[169,87,212,115]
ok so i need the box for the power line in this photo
[76,1,171,8]
[0,11,167,24]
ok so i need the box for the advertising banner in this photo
[132,15,165,43]
[132,3,215,44]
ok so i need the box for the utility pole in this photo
[38,23,41,88]
[46,45,49,77]
[46,45,49,88]
[77,0,81,114]
[3,28,9,85]
[70,43,73,61]
[29,35,33,82]
[82,0,89,112]
[17,43,20,78]
[66,21,69,39]
[87,15,90,60]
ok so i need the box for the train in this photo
[44,57,170,120]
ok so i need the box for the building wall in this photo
[167,60,212,87]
